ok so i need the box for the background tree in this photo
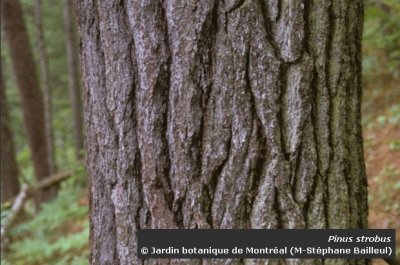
[75,0,368,264]
[1,0,56,202]
[1,59,20,203]
[63,0,84,159]
[34,0,57,176]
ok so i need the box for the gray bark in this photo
[75,0,368,264]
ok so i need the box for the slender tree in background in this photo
[1,0,56,202]
[376,0,391,14]
[34,0,57,176]
[63,0,84,159]
[1,59,20,203]
[75,0,368,264]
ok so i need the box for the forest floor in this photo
[363,74,400,263]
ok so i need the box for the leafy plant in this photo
[2,175,89,265]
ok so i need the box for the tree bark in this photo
[64,0,84,159]
[1,59,20,203]
[75,0,368,264]
[34,0,57,176]
[1,0,55,202]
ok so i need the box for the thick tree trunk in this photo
[64,0,84,159]
[75,0,368,264]
[34,0,57,176]
[1,0,55,202]
[1,60,20,203]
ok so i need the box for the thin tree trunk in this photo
[63,0,84,159]
[75,0,368,264]
[1,0,55,202]
[1,59,20,203]
[34,0,56,176]
[376,0,391,14]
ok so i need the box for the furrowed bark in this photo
[75,0,368,264]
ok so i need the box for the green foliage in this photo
[381,0,400,10]
[2,176,89,265]
[372,104,400,128]
[388,104,400,124]
[363,2,400,77]
[1,207,12,226]
[1,1,87,263]
[16,146,34,185]
[368,164,400,257]
[369,165,400,213]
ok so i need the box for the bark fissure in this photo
[278,63,289,162]
[210,129,232,228]
[273,188,283,229]
[244,46,266,228]
[292,140,303,199]
[258,0,281,60]
[226,0,246,13]
[302,0,311,54]
[276,0,282,21]
[304,62,326,229]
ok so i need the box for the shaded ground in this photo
[363,75,400,264]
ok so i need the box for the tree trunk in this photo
[1,59,20,203]
[75,0,368,264]
[63,0,84,159]
[34,0,57,176]
[1,0,55,202]
[376,0,391,14]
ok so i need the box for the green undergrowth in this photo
[369,165,400,213]
[363,1,400,78]
[1,171,89,265]
[363,1,400,259]
[368,164,400,257]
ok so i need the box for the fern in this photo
[3,176,89,264]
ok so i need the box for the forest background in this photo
[0,0,399,264]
